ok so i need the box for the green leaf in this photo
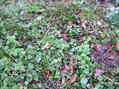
[65,15,76,20]
[80,78,88,88]
[0,49,11,58]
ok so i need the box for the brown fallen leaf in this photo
[43,70,52,78]
[60,64,74,75]
[60,64,69,75]
[69,74,78,83]
[78,36,85,44]
[69,64,74,73]
[81,20,89,29]
[92,43,119,68]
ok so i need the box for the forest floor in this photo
[0,0,119,89]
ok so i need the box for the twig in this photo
[105,76,119,86]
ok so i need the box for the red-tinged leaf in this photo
[69,74,78,83]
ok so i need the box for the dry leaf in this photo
[43,70,52,78]
[69,74,78,83]
[61,64,74,75]
[92,43,119,68]
[81,20,89,29]
[69,64,74,73]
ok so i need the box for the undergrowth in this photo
[0,1,119,89]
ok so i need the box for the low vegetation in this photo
[0,0,119,89]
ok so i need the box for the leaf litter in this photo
[92,43,119,68]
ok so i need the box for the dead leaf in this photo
[69,74,78,83]
[92,43,119,68]
[61,64,74,75]
[78,36,85,44]
[69,64,74,73]
[43,70,52,78]
[81,20,89,29]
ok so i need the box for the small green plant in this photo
[107,13,119,27]
[0,1,119,89]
